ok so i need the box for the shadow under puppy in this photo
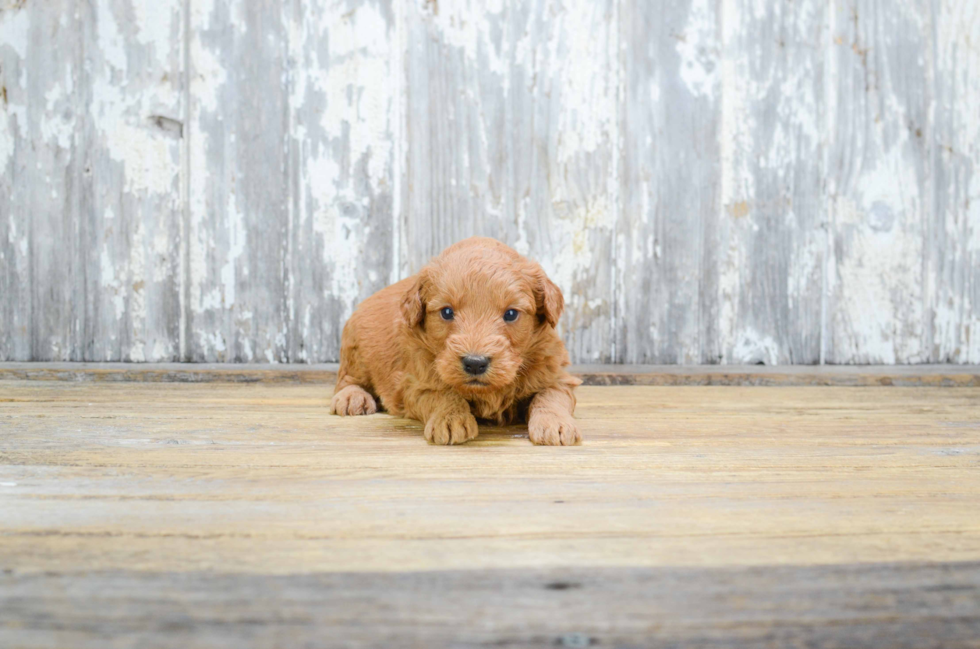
[331,237,581,445]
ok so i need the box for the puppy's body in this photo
[332,237,581,445]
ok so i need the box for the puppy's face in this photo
[401,243,563,395]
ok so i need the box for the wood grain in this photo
[2,382,980,574]
[3,564,979,648]
[1,0,979,364]
[706,0,827,364]
[1,380,979,646]
[0,1,184,363]
[932,0,980,363]
[81,0,185,363]
[186,0,291,362]
[826,0,932,363]
[617,0,717,364]
[403,0,618,361]
[284,0,395,362]
[1,362,979,386]
[0,1,81,361]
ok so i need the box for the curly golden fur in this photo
[331,237,581,445]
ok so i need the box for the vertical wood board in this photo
[826,0,932,364]
[618,0,719,364]
[702,0,826,365]
[403,0,618,362]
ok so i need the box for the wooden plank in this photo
[931,1,980,363]
[573,363,980,386]
[401,0,510,264]
[1,362,979,386]
[0,3,27,361]
[617,0,718,364]
[2,564,979,648]
[0,381,980,648]
[284,0,395,362]
[186,0,394,363]
[76,0,184,361]
[701,0,827,365]
[402,0,618,362]
[0,2,78,361]
[2,381,980,645]
[0,362,340,384]
[186,0,291,362]
[826,0,931,363]
[0,4,20,360]
[1,382,979,574]
[0,2,184,363]
[507,0,618,362]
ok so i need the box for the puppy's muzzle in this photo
[462,355,490,376]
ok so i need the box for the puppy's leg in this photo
[331,383,378,416]
[528,383,580,446]
[331,317,379,416]
[404,387,478,445]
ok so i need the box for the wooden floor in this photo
[2,379,979,648]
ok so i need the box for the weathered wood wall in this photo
[1,0,978,364]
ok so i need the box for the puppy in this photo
[330,237,581,445]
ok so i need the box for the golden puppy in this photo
[330,237,581,445]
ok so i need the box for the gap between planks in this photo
[0,363,978,386]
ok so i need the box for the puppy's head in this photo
[400,237,563,394]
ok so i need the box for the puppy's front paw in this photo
[331,385,378,416]
[528,413,580,446]
[424,411,479,445]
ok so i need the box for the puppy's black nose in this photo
[462,355,490,376]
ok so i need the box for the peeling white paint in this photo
[0,114,13,172]
[40,67,76,150]
[104,123,177,195]
[96,2,128,74]
[189,39,227,113]
[100,246,126,320]
[132,1,175,58]
[545,196,614,320]
[0,8,29,172]
[833,190,924,363]
[3,0,980,365]
[427,0,506,78]
[549,0,615,163]
[220,187,245,310]
[676,0,718,99]
[0,7,29,59]
[731,328,779,365]
[314,11,392,189]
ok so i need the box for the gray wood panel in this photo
[79,0,184,362]
[704,0,827,365]
[826,0,932,364]
[618,0,718,364]
[283,0,395,362]
[3,564,979,649]
[932,0,980,363]
[186,0,393,363]
[1,2,80,361]
[0,2,29,361]
[1,0,979,364]
[403,0,618,362]
[186,0,291,362]
[0,1,184,363]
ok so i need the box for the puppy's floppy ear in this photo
[400,269,429,328]
[533,264,564,328]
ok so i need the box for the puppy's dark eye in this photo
[503,309,519,322]
[440,307,455,321]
